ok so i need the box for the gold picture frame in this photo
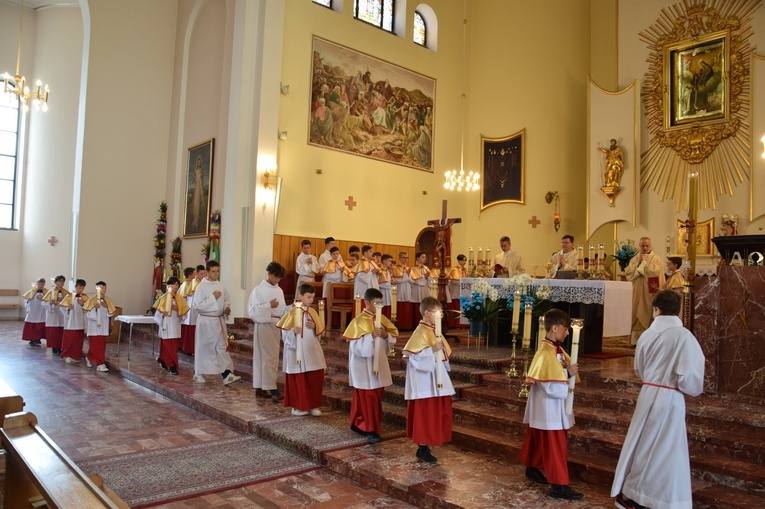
[183,139,214,238]
[480,129,525,210]
[677,218,714,256]
[664,30,729,130]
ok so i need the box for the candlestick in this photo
[506,332,519,377]
[537,315,545,350]
[522,303,532,350]
[588,245,595,278]
[435,310,444,388]
[354,294,361,316]
[295,306,303,365]
[511,290,521,333]
[577,246,584,279]
[318,300,325,345]
[566,318,584,414]
[373,302,383,375]
[519,357,530,398]
[391,285,398,322]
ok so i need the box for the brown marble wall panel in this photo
[693,274,719,391]
[717,266,765,395]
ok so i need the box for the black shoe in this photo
[52,348,62,355]
[525,466,548,484]
[367,433,383,444]
[416,446,437,463]
[169,367,179,376]
[29,340,41,347]
[270,390,283,403]
[615,493,647,509]
[156,357,168,370]
[550,484,583,500]
[350,424,368,436]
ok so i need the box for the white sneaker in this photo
[86,359,93,368]
[291,409,309,416]
[96,364,109,372]
[193,375,206,384]
[310,408,322,416]
[64,357,74,364]
[223,373,241,386]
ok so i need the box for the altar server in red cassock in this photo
[378,254,395,319]
[408,252,433,325]
[403,297,454,463]
[153,276,190,375]
[83,281,117,372]
[277,284,327,416]
[392,252,414,330]
[22,278,47,346]
[343,288,398,443]
[519,308,583,501]
[182,265,206,355]
[177,267,195,352]
[43,275,69,354]
[60,279,87,362]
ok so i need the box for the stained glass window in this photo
[312,0,332,8]
[414,11,426,46]
[354,0,394,33]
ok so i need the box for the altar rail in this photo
[2,411,128,509]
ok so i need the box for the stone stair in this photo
[121,319,765,509]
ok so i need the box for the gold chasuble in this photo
[353,259,380,274]
[392,265,409,278]
[343,310,398,340]
[449,266,467,280]
[526,339,579,384]
[43,287,70,302]
[409,265,431,281]
[276,306,326,336]
[403,322,453,358]
[83,296,117,315]
[153,292,190,317]
[59,292,88,307]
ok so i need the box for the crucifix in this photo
[427,200,462,342]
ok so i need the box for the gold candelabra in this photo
[506,331,519,377]
[518,357,529,398]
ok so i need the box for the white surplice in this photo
[154,309,182,339]
[610,315,705,509]
[247,280,286,389]
[295,252,320,289]
[348,332,396,390]
[62,295,86,331]
[24,292,46,323]
[281,309,327,374]
[318,249,342,271]
[44,298,64,327]
[404,347,455,400]
[353,260,379,298]
[193,278,234,375]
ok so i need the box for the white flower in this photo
[516,274,534,287]
[487,287,499,301]
[536,284,553,301]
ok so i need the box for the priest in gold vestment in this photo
[625,238,665,344]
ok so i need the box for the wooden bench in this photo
[0,289,20,310]
[2,411,128,509]
[0,379,24,428]
[327,282,354,330]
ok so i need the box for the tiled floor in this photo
[1,321,620,508]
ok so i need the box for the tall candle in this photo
[354,294,361,316]
[430,278,438,298]
[522,303,532,349]
[468,247,474,264]
[295,306,303,365]
[318,300,325,340]
[566,318,584,414]
[373,302,383,375]
[485,247,491,264]
[511,290,521,333]
[477,247,484,263]
[96,286,103,328]
[391,285,398,322]
[537,316,545,351]
[435,310,444,388]
[589,245,594,267]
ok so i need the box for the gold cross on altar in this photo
[427,200,462,278]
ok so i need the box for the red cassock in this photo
[284,370,325,411]
[60,330,85,360]
[45,326,64,349]
[406,396,453,446]
[86,336,107,366]
[349,387,384,434]
[181,325,196,354]
[518,426,570,485]
[22,321,45,341]
[159,338,181,369]
[395,302,414,330]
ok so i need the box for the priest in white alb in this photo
[611,290,705,509]
[493,236,525,277]
[625,237,665,344]
[295,239,320,291]
[548,235,579,278]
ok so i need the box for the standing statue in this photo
[599,139,624,187]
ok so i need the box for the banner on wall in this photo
[586,78,639,239]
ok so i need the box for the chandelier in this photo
[444,169,479,191]
[2,0,49,113]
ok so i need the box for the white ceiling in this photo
[1,0,78,10]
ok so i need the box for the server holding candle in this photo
[518,309,583,501]
[277,284,327,417]
[402,297,454,463]
[343,288,399,444]
[83,281,117,373]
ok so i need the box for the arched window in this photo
[0,94,20,229]
[354,0,394,33]
[312,0,332,8]
[413,11,426,46]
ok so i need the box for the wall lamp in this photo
[261,170,278,191]
[545,191,560,232]
[761,134,765,159]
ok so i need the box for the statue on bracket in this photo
[598,138,623,206]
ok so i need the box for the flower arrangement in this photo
[507,283,553,317]
[613,239,638,271]
[460,279,504,323]
[154,201,167,264]
[170,237,182,279]
[206,210,221,262]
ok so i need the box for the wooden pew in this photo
[0,289,20,311]
[0,379,24,428]
[1,412,128,509]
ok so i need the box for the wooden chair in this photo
[327,282,354,331]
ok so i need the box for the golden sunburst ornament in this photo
[640,0,761,210]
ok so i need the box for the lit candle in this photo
[318,300,325,341]
[512,290,521,333]
[477,247,484,263]
[354,293,361,316]
[430,278,438,298]
[96,285,103,328]
[566,318,584,414]
[522,302,532,349]
[537,316,545,351]
[391,285,398,322]
[468,247,474,265]
[373,302,383,375]
[485,247,491,265]
[295,306,303,365]
[435,310,444,388]
[589,244,594,267]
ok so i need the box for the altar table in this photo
[116,314,157,362]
